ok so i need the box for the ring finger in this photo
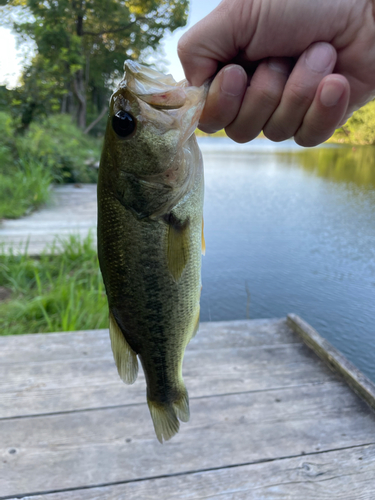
[225,57,292,143]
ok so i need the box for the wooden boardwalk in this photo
[0,184,97,256]
[1,315,375,499]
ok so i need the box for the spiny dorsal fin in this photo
[109,311,138,385]
[202,218,206,256]
[166,214,190,282]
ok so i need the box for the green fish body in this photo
[97,61,206,442]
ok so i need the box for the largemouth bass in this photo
[97,61,207,443]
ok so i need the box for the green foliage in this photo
[0,156,52,218]
[293,145,375,190]
[1,0,189,129]
[330,100,375,145]
[0,111,101,218]
[0,111,101,184]
[10,57,67,131]
[0,234,108,335]
[0,85,12,111]
[16,113,101,182]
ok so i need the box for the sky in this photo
[0,0,222,88]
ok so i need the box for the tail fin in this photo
[147,385,190,443]
[109,312,138,384]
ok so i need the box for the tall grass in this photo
[0,234,108,335]
[0,156,52,219]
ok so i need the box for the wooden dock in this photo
[1,315,375,499]
[0,184,97,256]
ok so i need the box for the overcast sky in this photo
[0,0,222,88]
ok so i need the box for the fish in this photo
[97,61,207,443]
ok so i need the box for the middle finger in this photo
[263,42,337,142]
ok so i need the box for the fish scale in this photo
[97,61,207,442]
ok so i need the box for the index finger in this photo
[177,4,248,85]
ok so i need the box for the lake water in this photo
[198,137,375,382]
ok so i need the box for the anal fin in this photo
[109,311,138,385]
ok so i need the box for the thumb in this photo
[178,1,253,86]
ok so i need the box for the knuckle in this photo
[177,36,189,60]
[287,82,313,108]
[255,83,282,108]
[177,33,198,63]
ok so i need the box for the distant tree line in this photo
[0,0,188,133]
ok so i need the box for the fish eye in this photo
[112,110,136,137]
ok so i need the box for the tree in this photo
[1,0,189,130]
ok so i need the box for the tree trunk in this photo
[73,4,86,128]
[84,106,108,134]
[73,69,86,129]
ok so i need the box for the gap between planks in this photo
[0,380,328,422]
[3,443,375,500]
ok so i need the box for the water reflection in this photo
[295,145,375,190]
[199,138,375,382]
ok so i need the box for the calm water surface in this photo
[198,137,375,382]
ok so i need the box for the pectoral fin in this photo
[166,214,190,282]
[109,311,138,384]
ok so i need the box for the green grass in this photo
[0,234,108,335]
[0,111,102,220]
[0,156,52,219]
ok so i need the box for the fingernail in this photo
[320,79,345,107]
[305,43,335,73]
[221,66,246,96]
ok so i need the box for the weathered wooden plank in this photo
[1,381,375,497]
[0,342,332,418]
[0,318,297,364]
[287,314,375,412]
[8,444,375,500]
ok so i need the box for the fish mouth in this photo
[121,60,187,110]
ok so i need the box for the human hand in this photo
[178,0,375,146]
